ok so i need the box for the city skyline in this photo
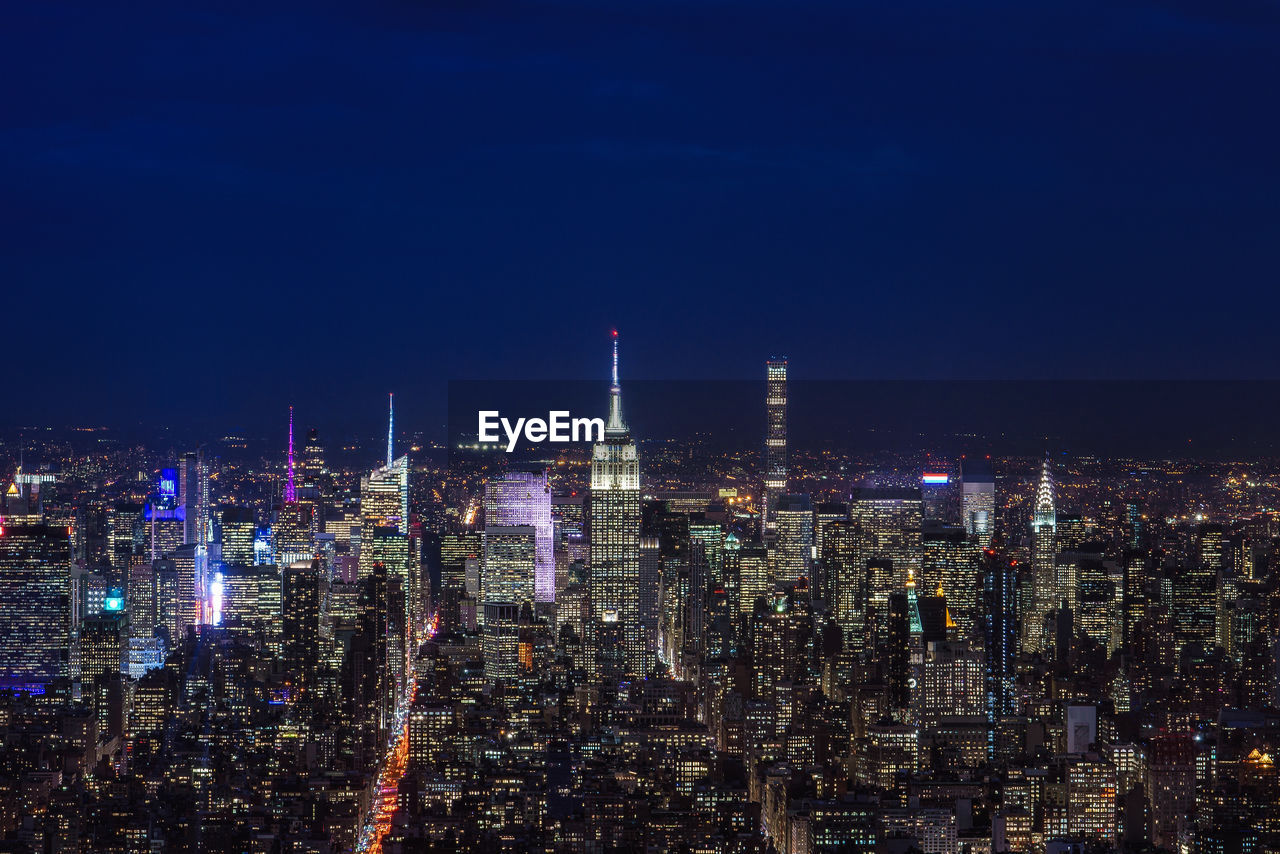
[2,345,1280,851]
[4,3,1280,852]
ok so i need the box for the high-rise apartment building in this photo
[762,358,788,539]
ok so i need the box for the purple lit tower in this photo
[284,406,297,504]
[485,467,554,602]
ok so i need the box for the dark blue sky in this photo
[4,0,1279,434]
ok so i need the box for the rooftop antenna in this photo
[387,392,394,468]
[284,407,297,503]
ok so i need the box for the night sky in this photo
[4,1,1280,436]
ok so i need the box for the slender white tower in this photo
[386,392,395,469]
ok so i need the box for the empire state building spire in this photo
[284,406,297,504]
[606,329,626,435]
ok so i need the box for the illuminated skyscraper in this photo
[179,449,210,546]
[283,560,321,689]
[275,411,315,568]
[146,469,185,560]
[80,611,126,683]
[918,639,985,728]
[982,550,1019,721]
[850,487,923,616]
[922,523,978,637]
[360,394,409,532]
[1121,549,1147,653]
[220,506,256,566]
[359,454,413,677]
[274,502,314,568]
[152,559,180,645]
[959,456,995,548]
[171,543,202,635]
[80,610,127,730]
[589,330,643,679]
[1026,455,1057,652]
[822,518,866,653]
[920,470,955,523]
[1171,561,1215,657]
[774,494,813,586]
[762,357,788,539]
[362,457,409,535]
[813,501,848,567]
[127,554,154,638]
[1065,754,1118,843]
[481,526,537,613]
[302,426,327,498]
[481,601,526,683]
[485,467,554,603]
[106,502,144,573]
[0,523,72,687]
[440,530,481,632]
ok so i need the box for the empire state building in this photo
[588,330,645,680]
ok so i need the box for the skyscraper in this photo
[959,456,995,548]
[80,610,127,731]
[0,522,72,687]
[485,467,554,603]
[1027,455,1057,653]
[106,502,144,573]
[276,410,314,567]
[283,560,321,689]
[982,550,1019,722]
[171,543,202,636]
[362,458,410,535]
[589,331,643,679]
[360,399,410,594]
[302,426,327,496]
[922,523,978,636]
[774,494,813,586]
[762,357,788,539]
[180,449,210,546]
[146,469,185,561]
[481,526,537,612]
[849,487,923,615]
[220,506,256,566]
[822,518,866,653]
[79,611,126,683]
